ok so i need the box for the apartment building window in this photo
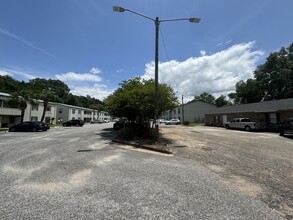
[59,108,63,114]
[84,111,91,115]
[31,117,38,121]
[3,100,18,108]
[72,109,75,114]
[32,104,39,111]
[78,110,81,114]
[0,100,3,107]
[46,106,51,112]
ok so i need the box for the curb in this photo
[112,139,173,155]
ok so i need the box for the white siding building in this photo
[0,92,111,127]
[162,100,217,123]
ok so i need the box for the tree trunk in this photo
[41,101,48,122]
[20,109,25,122]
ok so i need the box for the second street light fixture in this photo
[113,6,201,138]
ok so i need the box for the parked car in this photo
[224,118,266,131]
[9,121,49,132]
[90,119,102,124]
[279,118,293,136]
[63,119,84,127]
[37,121,50,131]
[156,119,166,124]
[165,119,180,125]
[113,121,124,130]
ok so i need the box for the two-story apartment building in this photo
[0,92,111,127]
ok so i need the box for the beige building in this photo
[162,100,217,123]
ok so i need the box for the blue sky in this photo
[0,0,292,101]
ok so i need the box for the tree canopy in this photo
[192,92,231,107]
[0,76,105,111]
[104,77,178,123]
[229,42,293,104]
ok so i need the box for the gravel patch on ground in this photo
[160,125,293,220]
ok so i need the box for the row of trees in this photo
[0,76,105,122]
[193,42,293,106]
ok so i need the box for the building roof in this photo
[206,98,293,115]
[0,92,11,97]
[185,99,216,106]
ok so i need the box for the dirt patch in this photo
[227,175,263,197]
[160,126,293,219]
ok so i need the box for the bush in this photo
[118,127,136,139]
[183,121,190,126]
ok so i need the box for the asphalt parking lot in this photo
[161,125,293,219]
[0,123,286,219]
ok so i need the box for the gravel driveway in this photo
[160,125,293,219]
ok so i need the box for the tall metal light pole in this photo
[113,6,200,138]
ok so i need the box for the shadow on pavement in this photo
[96,128,117,140]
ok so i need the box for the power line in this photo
[159,27,180,94]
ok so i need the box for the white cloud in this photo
[56,68,111,100]
[56,72,102,82]
[70,84,112,100]
[200,50,206,56]
[90,67,101,74]
[0,69,13,77]
[143,42,264,97]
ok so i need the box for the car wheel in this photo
[245,126,251,131]
[225,125,230,129]
[32,128,37,132]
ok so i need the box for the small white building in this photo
[162,100,217,123]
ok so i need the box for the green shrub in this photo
[183,121,190,126]
[118,127,135,139]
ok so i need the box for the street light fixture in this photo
[112,6,200,139]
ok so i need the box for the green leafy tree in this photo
[193,92,216,104]
[104,77,178,124]
[215,95,231,107]
[28,78,70,122]
[8,90,37,122]
[228,79,263,104]
[254,43,293,101]
[0,75,26,93]
[231,42,293,103]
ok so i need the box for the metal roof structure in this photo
[206,98,293,114]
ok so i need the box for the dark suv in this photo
[63,119,84,127]
[279,118,293,136]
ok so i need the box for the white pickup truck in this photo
[224,118,266,131]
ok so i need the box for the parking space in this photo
[161,126,293,219]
